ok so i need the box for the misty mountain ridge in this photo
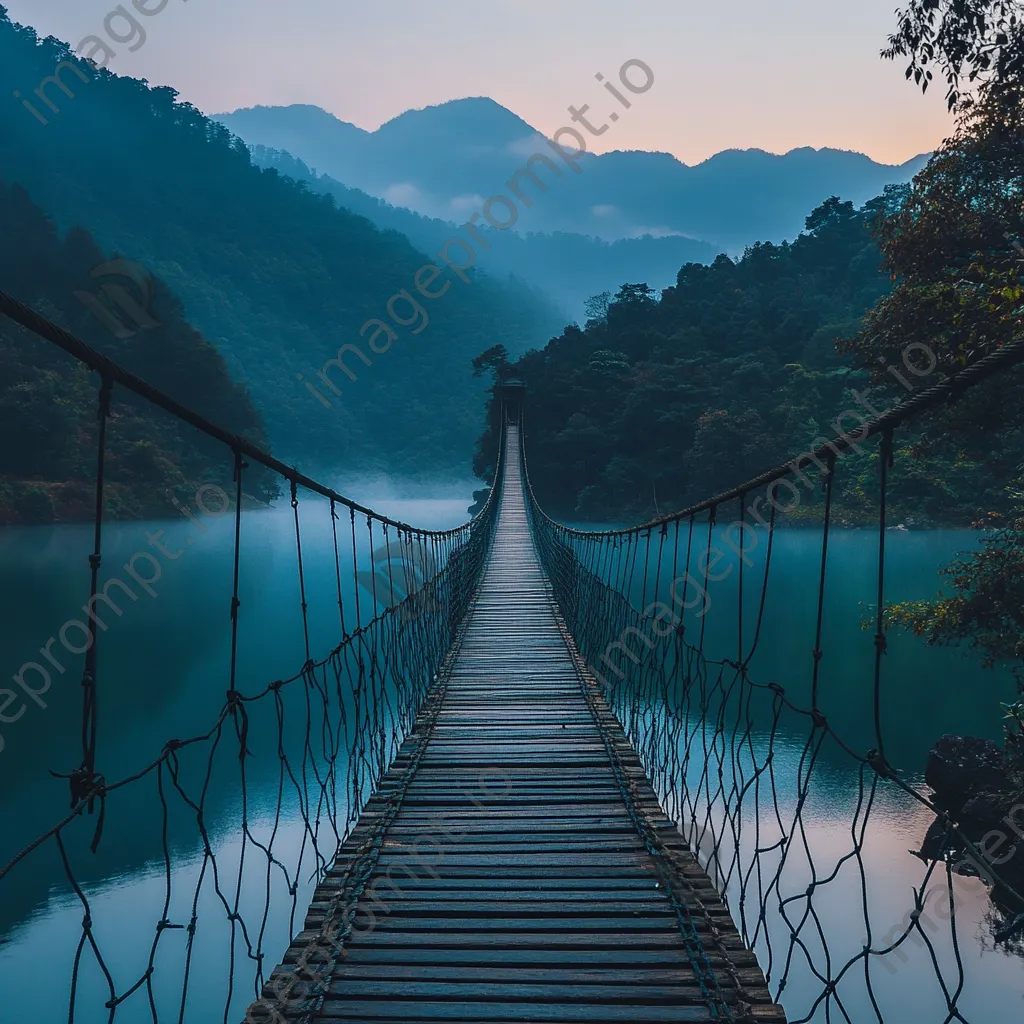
[215,98,930,251]
[249,145,718,319]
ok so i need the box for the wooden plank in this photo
[329,966,757,984]
[315,999,719,1022]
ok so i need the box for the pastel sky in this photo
[8,0,954,165]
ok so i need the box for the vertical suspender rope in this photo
[76,374,112,818]
[810,452,836,715]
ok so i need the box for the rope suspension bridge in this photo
[2,288,1024,1023]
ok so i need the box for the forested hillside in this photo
[0,9,562,479]
[250,146,717,319]
[477,190,1024,527]
[0,183,272,523]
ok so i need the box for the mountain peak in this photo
[215,103,369,137]
[376,97,539,146]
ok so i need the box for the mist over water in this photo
[0,506,1021,1021]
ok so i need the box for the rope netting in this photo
[0,293,504,1022]
[522,338,1024,1023]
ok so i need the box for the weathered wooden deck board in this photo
[258,433,785,1023]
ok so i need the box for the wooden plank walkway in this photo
[258,432,785,1023]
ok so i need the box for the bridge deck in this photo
[263,434,785,1022]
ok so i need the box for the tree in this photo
[583,291,612,325]
[471,344,510,380]
[885,488,1024,677]
[859,82,1024,694]
[805,196,856,235]
[611,283,657,310]
[842,85,1024,383]
[884,0,1024,109]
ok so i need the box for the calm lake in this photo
[0,498,1021,1021]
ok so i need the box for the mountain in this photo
[0,9,563,480]
[250,146,718,318]
[0,182,272,523]
[216,101,930,252]
[216,99,546,220]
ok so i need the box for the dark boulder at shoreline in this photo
[917,733,1024,945]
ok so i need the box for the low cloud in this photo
[382,182,425,209]
[506,133,550,157]
[448,193,488,216]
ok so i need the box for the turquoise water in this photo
[0,506,1021,1021]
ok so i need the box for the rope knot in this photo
[164,738,184,752]
[812,648,823,663]
[811,709,827,729]
[874,632,888,655]
[867,749,893,778]
[226,689,243,709]
[768,682,785,697]
[88,553,101,571]
[68,767,103,807]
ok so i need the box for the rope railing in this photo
[0,295,505,1022]
[519,339,1024,1023]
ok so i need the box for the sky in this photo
[7,0,955,166]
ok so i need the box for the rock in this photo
[925,734,1009,810]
